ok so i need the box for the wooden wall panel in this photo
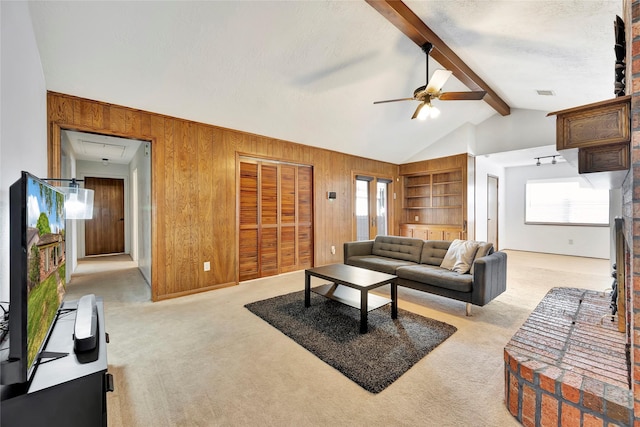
[48,92,397,301]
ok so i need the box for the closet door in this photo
[279,165,297,273]
[260,164,279,277]
[297,166,313,268]
[238,159,313,281]
[239,163,259,281]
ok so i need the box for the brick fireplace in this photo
[504,1,640,425]
[504,288,632,426]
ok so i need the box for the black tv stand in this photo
[0,297,112,427]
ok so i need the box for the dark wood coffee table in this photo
[304,264,397,333]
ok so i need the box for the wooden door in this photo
[85,177,125,255]
[487,175,499,249]
[238,160,313,281]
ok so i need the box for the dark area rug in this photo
[245,290,457,393]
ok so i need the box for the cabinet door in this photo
[414,228,429,240]
[399,225,413,237]
[443,231,462,241]
[428,229,444,240]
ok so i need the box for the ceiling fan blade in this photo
[373,97,415,104]
[411,102,425,120]
[439,91,487,101]
[426,69,452,93]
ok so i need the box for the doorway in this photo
[59,129,152,288]
[487,175,499,249]
[354,174,392,241]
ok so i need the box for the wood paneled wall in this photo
[47,92,398,300]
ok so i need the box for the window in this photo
[354,175,391,241]
[525,178,609,226]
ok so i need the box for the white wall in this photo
[502,162,610,259]
[475,109,556,155]
[408,108,556,163]
[475,156,507,247]
[129,142,152,284]
[406,122,475,162]
[60,131,79,281]
[0,2,47,301]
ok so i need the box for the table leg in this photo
[391,279,398,319]
[360,289,368,334]
[305,271,311,307]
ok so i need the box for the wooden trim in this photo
[365,0,510,116]
[154,281,237,301]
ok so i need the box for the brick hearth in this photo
[504,287,632,426]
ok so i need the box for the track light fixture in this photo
[534,155,559,166]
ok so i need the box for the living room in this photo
[2,1,638,426]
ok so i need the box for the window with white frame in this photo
[525,178,609,226]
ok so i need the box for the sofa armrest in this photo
[471,251,507,306]
[343,240,374,264]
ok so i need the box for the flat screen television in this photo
[1,171,66,385]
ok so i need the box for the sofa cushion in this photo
[440,239,479,274]
[396,265,473,293]
[346,255,416,275]
[371,235,424,263]
[469,241,494,275]
[420,240,451,266]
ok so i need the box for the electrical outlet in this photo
[414,216,419,222]
[331,245,336,255]
[204,261,211,271]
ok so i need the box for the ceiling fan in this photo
[374,43,487,120]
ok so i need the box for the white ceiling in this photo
[28,1,622,165]
[63,130,143,165]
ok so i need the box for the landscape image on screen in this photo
[26,176,66,370]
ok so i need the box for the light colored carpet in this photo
[64,251,611,427]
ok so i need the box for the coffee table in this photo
[304,264,397,333]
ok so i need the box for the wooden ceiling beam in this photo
[366,0,511,116]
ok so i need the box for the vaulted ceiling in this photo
[28,1,621,164]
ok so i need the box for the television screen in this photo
[4,172,66,384]
[24,174,66,371]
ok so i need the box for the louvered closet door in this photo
[239,163,259,281]
[238,160,313,282]
[260,164,279,277]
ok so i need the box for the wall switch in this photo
[331,245,336,255]
[204,261,211,271]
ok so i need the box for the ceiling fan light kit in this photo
[414,102,440,120]
[374,42,486,120]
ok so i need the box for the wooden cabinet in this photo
[400,224,463,241]
[398,154,472,241]
[1,298,111,427]
[548,96,631,188]
[551,96,630,150]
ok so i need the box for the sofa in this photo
[343,235,507,315]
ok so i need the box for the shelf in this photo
[432,180,462,185]
[405,206,462,209]
[312,284,391,311]
[401,159,467,236]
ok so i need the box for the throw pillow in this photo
[440,239,479,274]
[469,241,494,275]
